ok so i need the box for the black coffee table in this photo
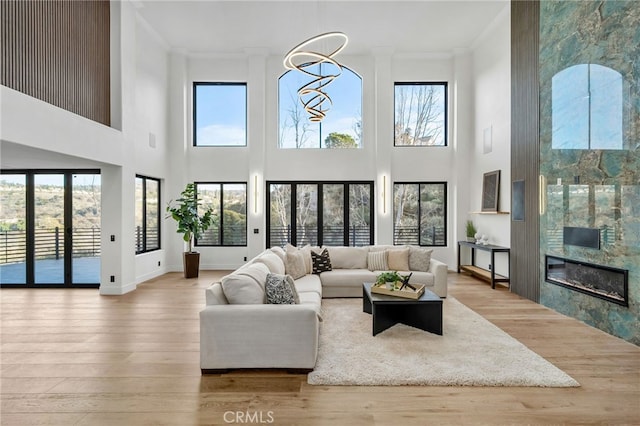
[362,282,443,336]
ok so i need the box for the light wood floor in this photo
[1,271,638,425]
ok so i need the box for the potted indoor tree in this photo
[166,183,213,278]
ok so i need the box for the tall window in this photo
[195,183,247,246]
[135,175,160,254]
[393,182,447,246]
[394,82,447,146]
[193,82,247,146]
[278,66,362,148]
[267,181,373,247]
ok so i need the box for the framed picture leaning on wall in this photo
[481,170,500,212]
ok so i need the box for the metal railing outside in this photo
[394,226,445,246]
[0,227,101,265]
[269,225,371,247]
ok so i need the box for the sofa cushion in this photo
[409,247,433,272]
[367,250,388,271]
[311,248,332,274]
[254,252,286,275]
[221,263,270,304]
[293,274,323,297]
[387,247,410,271]
[325,246,368,269]
[205,282,228,305]
[265,273,299,304]
[319,268,378,288]
[284,246,307,279]
[269,246,286,261]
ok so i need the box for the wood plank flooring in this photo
[1,271,639,425]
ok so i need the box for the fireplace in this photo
[545,255,628,306]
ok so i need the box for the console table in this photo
[457,241,510,289]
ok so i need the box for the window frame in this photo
[394,82,448,147]
[135,175,161,255]
[194,182,248,247]
[193,82,248,147]
[392,181,448,247]
[265,180,374,247]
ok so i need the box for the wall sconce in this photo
[254,175,258,214]
[382,175,387,214]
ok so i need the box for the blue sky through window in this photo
[279,65,362,148]
[194,83,247,146]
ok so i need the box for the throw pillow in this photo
[409,246,433,272]
[325,246,369,269]
[387,247,410,271]
[367,250,388,271]
[220,263,270,304]
[285,243,313,275]
[265,273,299,304]
[311,248,332,274]
[284,249,307,280]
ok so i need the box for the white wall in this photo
[467,5,511,276]
[163,49,474,271]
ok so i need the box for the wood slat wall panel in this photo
[0,0,110,126]
[510,1,540,302]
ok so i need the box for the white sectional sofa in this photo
[200,245,448,372]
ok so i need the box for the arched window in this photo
[552,64,623,149]
[278,65,362,148]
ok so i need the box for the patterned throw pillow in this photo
[265,273,299,304]
[367,250,388,271]
[311,248,332,274]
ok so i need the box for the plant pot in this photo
[466,237,475,242]
[183,252,200,278]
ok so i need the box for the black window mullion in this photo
[64,173,73,285]
[368,182,375,245]
[218,184,224,245]
[290,184,297,245]
[417,183,423,246]
[343,183,350,246]
[142,178,148,253]
[25,173,35,286]
[317,184,324,246]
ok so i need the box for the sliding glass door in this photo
[34,174,66,284]
[0,170,101,287]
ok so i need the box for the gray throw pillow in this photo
[265,273,299,304]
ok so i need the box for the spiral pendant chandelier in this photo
[283,32,349,122]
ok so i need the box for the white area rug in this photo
[308,298,579,387]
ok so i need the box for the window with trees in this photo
[193,82,247,146]
[394,82,447,146]
[278,66,362,148]
[267,181,373,247]
[195,183,247,246]
[393,182,447,246]
[135,175,160,254]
